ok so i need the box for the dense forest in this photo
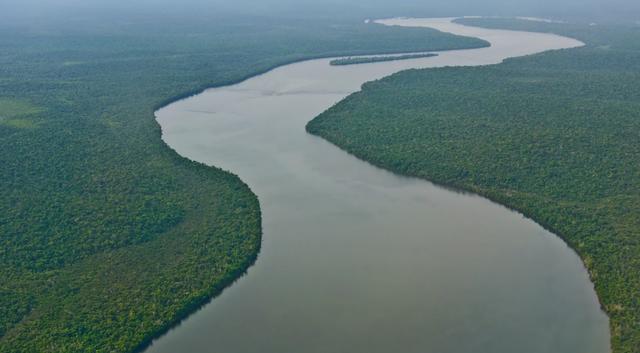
[330,53,438,65]
[0,12,488,353]
[308,18,640,353]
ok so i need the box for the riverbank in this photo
[149,18,607,353]
[308,17,639,353]
[0,17,489,353]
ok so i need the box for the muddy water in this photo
[149,18,609,353]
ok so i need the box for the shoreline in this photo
[143,19,491,353]
[149,17,606,353]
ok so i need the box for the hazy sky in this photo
[1,0,638,24]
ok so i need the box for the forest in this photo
[308,18,640,353]
[330,53,438,65]
[0,12,488,353]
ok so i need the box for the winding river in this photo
[150,18,610,353]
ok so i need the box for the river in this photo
[150,17,609,353]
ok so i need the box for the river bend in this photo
[150,18,608,353]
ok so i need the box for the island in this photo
[330,53,437,65]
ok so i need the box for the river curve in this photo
[149,17,609,353]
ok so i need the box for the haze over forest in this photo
[2,0,640,24]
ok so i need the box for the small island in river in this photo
[330,53,437,66]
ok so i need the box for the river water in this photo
[150,18,609,353]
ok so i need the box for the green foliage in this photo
[330,53,438,65]
[0,15,486,353]
[308,20,640,353]
[0,98,42,118]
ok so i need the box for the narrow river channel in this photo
[150,18,609,353]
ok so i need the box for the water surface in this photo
[150,18,609,353]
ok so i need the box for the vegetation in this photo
[308,19,640,353]
[0,13,487,353]
[330,53,438,65]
